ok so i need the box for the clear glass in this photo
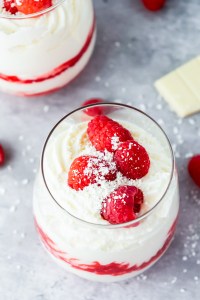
[33,103,180,282]
[0,0,96,96]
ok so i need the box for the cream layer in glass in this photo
[0,0,95,96]
[33,103,179,282]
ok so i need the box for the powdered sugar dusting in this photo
[111,135,120,151]
[83,153,116,181]
[43,119,172,224]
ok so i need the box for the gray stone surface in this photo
[1,0,200,299]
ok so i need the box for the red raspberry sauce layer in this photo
[0,18,95,84]
[35,216,178,276]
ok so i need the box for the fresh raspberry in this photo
[15,0,52,15]
[3,0,18,14]
[87,116,133,152]
[101,186,144,224]
[114,140,150,180]
[82,98,106,117]
[0,144,5,166]
[142,0,166,11]
[68,155,117,190]
[188,155,200,187]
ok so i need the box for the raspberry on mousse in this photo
[3,0,18,14]
[87,115,133,152]
[114,140,150,180]
[101,186,144,224]
[16,0,52,14]
[66,115,151,224]
[68,155,117,191]
[3,0,52,15]
[34,105,179,280]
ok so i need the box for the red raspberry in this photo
[101,186,144,224]
[0,144,5,166]
[68,155,117,190]
[15,0,52,15]
[87,116,133,152]
[188,155,200,187]
[142,0,166,11]
[3,0,18,14]
[114,140,150,180]
[82,98,105,117]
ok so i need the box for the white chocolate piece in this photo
[155,57,200,117]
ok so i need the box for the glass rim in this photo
[0,0,65,19]
[41,103,175,229]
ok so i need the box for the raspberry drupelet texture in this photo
[68,155,117,191]
[101,185,144,224]
[114,140,150,180]
[87,115,133,152]
[14,0,52,15]
[3,0,18,14]
[188,155,200,187]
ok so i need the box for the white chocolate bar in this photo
[155,56,200,117]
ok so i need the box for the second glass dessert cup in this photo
[0,0,96,96]
[33,103,180,282]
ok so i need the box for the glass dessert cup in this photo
[33,103,180,282]
[0,0,96,96]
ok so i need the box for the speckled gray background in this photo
[1,0,200,299]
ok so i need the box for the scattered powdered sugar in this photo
[43,120,172,224]
[0,186,6,195]
[196,260,200,265]
[64,172,141,223]
[15,0,22,6]
[182,223,200,259]
[185,152,193,158]
[18,135,24,141]
[20,232,26,239]
[83,155,116,180]
[157,118,164,126]
[156,104,162,110]
[16,265,22,270]
[136,274,148,281]
[139,104,146,112]
[115,41,121,48]
[171,277,177,284]
[183,269,187,273]
[121,87,126,93]
[21,178,29,185]
[9,205,16,213]
[111,135,120,151]
[188,118,195,125]
[95,76,101,82]
[43,105,49,113]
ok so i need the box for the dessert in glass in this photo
[0,0,95,96]
[33,103,180,282]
